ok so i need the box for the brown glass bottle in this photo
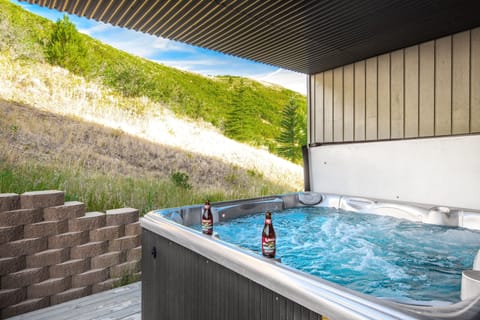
[201,200,213,235]
[261,211,276,258]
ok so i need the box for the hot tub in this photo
[140,192,480,320]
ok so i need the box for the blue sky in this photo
[13,0,307,95]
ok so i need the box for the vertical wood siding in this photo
[473,28,480,132]
[333,67,344,142]
[310,27,480,144]
[452,31,470,134]
[378,54,391,139]
[404,46,419,138]
[419,41,435,137]
[365,57,378,140]
[354,61,366,141]
[314,73,324,143]
[343,64,355,141]
[324,71,333,142]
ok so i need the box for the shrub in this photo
[45,15,90,75]
[170,171,192,190]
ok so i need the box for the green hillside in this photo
[0,0,307,160]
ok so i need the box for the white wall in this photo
[309,135,480,210]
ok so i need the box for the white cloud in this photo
[151,38,194,52]
[152,58,226,71]
[78,23,111,36]
[153,60,308,95]
[252,69,307,95]
[102,38,158,57]
[79,25,195,58]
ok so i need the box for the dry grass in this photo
[0,52,305,212]
[1,99,277,190]
[0,53,303,189]
[0,99,290,213]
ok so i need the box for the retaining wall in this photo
[0,190,141,318]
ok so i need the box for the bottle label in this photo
[262,236,276,257]
[202,219,213,234]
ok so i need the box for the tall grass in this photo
[0,98,297,214]
[0,162,285,215]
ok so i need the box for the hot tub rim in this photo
[141,211,480,320]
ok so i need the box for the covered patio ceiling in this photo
[22,0,480,74]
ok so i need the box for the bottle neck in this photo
[264,218,272,225]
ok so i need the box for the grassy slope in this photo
[0,0,304,213]
[0,99,290,214]
[0,0,307,154]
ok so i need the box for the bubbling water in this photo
[198,207,480,303]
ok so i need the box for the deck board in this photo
[8,282,141,320]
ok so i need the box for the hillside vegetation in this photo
[1,99,294,214]
[0,0,304,213]
[0,0,307,160]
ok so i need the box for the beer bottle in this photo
[202,200,213,235]
[262,211,276,258]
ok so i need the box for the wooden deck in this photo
[9,282,141,320]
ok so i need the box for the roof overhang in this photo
[21,0,480,74]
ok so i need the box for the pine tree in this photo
[224,80,257,142]
[276,98,306,163]
[46,15,89,75]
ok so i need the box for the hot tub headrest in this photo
[298,192,323,205]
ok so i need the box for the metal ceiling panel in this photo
[20,0,480,74]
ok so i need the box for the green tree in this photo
[45,15,89,74]
[224,80,258,142]
[275,98,306,163]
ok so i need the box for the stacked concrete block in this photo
[0,191,142,318]
[91,208,142,294]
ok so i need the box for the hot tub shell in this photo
[140,192,480,320]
